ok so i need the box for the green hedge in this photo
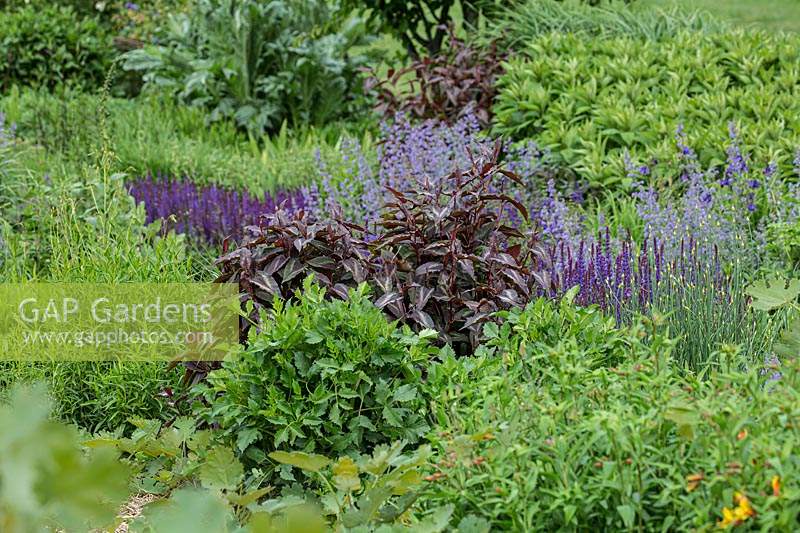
[419,299,800,530]
[493,31,800,189]
[0,4,113,92]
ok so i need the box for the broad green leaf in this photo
[236,428,261,453]
[198,446,244,492]
[392,384,417,403]
[332,456,361,492]
[664,402,699,440]
[412,505,455,533]
[745,275,800,311]
[226,486,272,508]
[457,514,491,533]
[617,504,636,529]
[268,451,331,472]
[130,487,236,533]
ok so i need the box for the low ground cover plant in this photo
[419,299,800,531]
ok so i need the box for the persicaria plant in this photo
[215,142,551,355]
[365,30,505,127]
[371,141,552,353]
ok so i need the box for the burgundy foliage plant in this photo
[214,208,372,341]
[371,141,552,353]
[365,31,505,127]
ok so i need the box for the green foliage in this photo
[746,275,800,312]
[641,0,800,33]
[1,87,372,193]
[0,362,182,432]
[123,0,376,136]
[766,219,800,270]
[92,416,446,531]
[746,275,800,361]
[493,30,800,189]
[267,442,459,531]
[0,4,113,92]
[0,384,130,532]
[348,0,482,57]
[639,260,783,370]
[418,301,800,531]
[484,0,722,47]
[195,278,438,461]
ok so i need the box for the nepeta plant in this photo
[314,113,557,233]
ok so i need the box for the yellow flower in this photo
[717,492,755,529]
[772,475,781,497]
[717,507,736,529]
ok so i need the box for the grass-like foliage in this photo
[484,0,722,47]
[2,88,367,194]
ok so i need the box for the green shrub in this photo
[418,300,800,531]
[123,0,376,136]
[493,31,800,189]
[0,4,113,92]
[194,278,438,461]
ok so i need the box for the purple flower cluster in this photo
[313,112,556,235]
[549,233,724,324]
[127,173,308,244]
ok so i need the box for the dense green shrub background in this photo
[123,0,376,136]
[494,31,800,189]
[0,4,112,92]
